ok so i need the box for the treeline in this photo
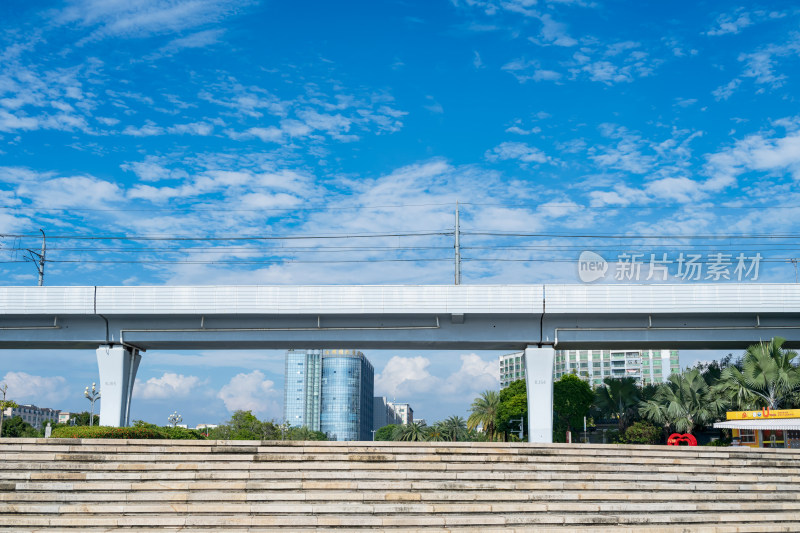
[1,409,327,441]
[374,380,528,442]
[205,410,327,441]
[374,337,800,445]
[556,337,800,444]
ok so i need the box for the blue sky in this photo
[1,0,800,427]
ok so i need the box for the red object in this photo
[667,433,698,446]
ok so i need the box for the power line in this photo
[1,231,453,241]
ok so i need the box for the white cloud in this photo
[375,356,438,398]
[16,174,122,209]
[706,9,753,36]
[150,28,226,58]
[534,13,577,47]
[706,120,800,183]
[134,372,205,400]
[54,0,254,42]
[1,372,69,407]
[473,50,484,69]
[706,8,785,37]
[486,141,549,164]
[441,353,499,395]
[168,122,214,135]
[0,110,39,132]
[713,79,741,101]
[122,121,165,136]
[501,58,562,83]
[217,370,280,417]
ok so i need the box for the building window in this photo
[739,429,756,444]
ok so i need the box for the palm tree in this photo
[639,369,725,435]
[441,415,467,442]
[467,390,500,441]
[425,423,446,442]
[393,421,428,441]
[721,337,800,409]
[713,365,760,411]
[594,377,640,432]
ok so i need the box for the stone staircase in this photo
[1,439,799,532]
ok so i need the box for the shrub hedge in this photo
[51,426,167,439]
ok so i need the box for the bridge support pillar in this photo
[96,345,141,427]
[524,345,554,443]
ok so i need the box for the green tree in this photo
[71,411,100,427]
[467,390,500,441]
[374,424,398,441]
[1,416,41,438]
[287,426,326,441]
[594,377,640,432]
[620,420,661,445]
[209,411,279,440]
[553,374,593,438]
[639,369,725,435]
[393,421,428,441]
[440,415,468,442]
[496,380,527,441]
[0,383,19,438]
[714,337,800,410]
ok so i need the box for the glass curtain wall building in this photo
[284,349,374,441]
[283,349,323,431]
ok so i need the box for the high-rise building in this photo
[500,349,681,389]
[284,349,374,441]
[499,352,526,388]
[284,349,323,431]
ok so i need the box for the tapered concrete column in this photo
[524,345,554,443]
[96,345,141,427]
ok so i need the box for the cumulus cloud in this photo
[374,356,438,398]
[217,370,281,417]
[134,372,206,400]
[706,119,800,183]
[1,372,69,406]
[441,353,499,395]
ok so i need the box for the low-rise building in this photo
[388,402,413,425]
[373,398,414,429]
[714,409,800,449]
[2,404,60,430]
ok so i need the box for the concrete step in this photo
[3,489,799,503]
[3,511,800,528]
[2,439,799,530]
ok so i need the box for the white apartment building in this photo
[500,349,681,389]
[388,402,413,425]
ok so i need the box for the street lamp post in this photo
[167,411,182,428]
[84,383,100,426]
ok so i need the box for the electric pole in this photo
[24,229,46,286]
[454,201,461,285]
